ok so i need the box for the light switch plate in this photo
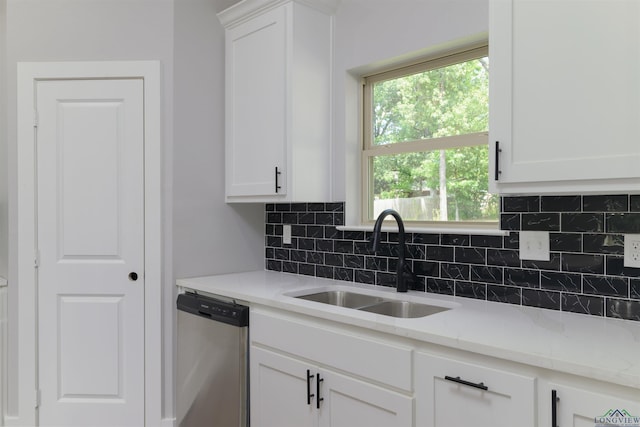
[519,231,550,261]
[282,224,292,245]
[624,234,640,268]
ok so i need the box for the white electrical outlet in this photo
[282,224,292,245]
[519,231,550,261]
[624,234,640,268]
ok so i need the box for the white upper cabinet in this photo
[489,0,640,194]
[219,0,334,202]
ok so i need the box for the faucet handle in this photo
[401,264,419,287]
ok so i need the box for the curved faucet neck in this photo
[372,209,405,250]
[371,209,408,292]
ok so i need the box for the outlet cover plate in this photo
[624,234,640,268]
[519,231,550,261]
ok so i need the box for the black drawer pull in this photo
[306,369,314,405]
[552,389,559,427]
[316,373,324,409]
[494,141,502,181]
[445,375,488,391]
[275,167,282,193]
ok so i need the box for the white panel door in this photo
[36,78,145,427]
[250,347,316,427]
[318,369,413,427]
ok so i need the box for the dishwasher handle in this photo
[177,293,249,327]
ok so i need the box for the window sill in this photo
[336,224,510,236]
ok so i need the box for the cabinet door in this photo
[544,383,640,427]
[317,369,413,427]
[490,0,640,193]
[225,5,287,198]
[251,347,316,427]
[415,353,536,427]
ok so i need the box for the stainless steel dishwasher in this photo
[176,292,250,427]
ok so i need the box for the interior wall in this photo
[331,0,490,208]
[0,0,7,278]
[172,0,264,293]
[4,0,175,419]
[172,0,264,418]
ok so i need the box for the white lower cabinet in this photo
[251,346,413,427]
[249,308,639,427]
[318,369,413,427]
[250,309,414,427]
[415,352,536,427]
[539,381,640,427]
[250,347,316,427]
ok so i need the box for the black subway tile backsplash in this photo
[500,213,520,230]
[541,195,581,212]
[550,233,582,252]
[562,293,604,316]
[632,279,640,299]
[606,213,640,233]
[561,253,605,274]
[487,284,521,305]
[561,213,604,232]
[540,271,581,292]
[522,213,560,231]
[522,289,561,310]
[265,196,640,322]
[503,196,540,212]
[583,195,628,212]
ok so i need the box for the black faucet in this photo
[371,209,414,293]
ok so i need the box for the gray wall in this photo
[0,0,7,279]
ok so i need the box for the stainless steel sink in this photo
[295,290,384,308]
[293,290,450,318]
[358,300,450,318]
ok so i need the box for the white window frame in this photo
[361,44,496,229]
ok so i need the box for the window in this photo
[362,45,498,227]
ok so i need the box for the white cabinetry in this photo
[489,0,640,194]
[415,352,536,427]
[540,381,640,427]
[219,0,333,202]
[247,307,639,427]
[250,310,413,427]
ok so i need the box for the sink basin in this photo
[358,300,450,318]
[293,289,451,318]
[295,290,384,308]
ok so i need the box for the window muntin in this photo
[362,45,498,225]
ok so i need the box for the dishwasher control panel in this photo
[177,292,249,327]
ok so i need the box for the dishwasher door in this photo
[176,292,249,427]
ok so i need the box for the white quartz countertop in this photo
[177,270,640,390]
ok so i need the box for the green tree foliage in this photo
[371,57,498,221]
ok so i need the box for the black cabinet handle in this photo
[275,167,282,193]
[552,389,559,427]
[306,369,315,405]
[494,141,502,181]
[444,375,488,391]
[316,373,324,409]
